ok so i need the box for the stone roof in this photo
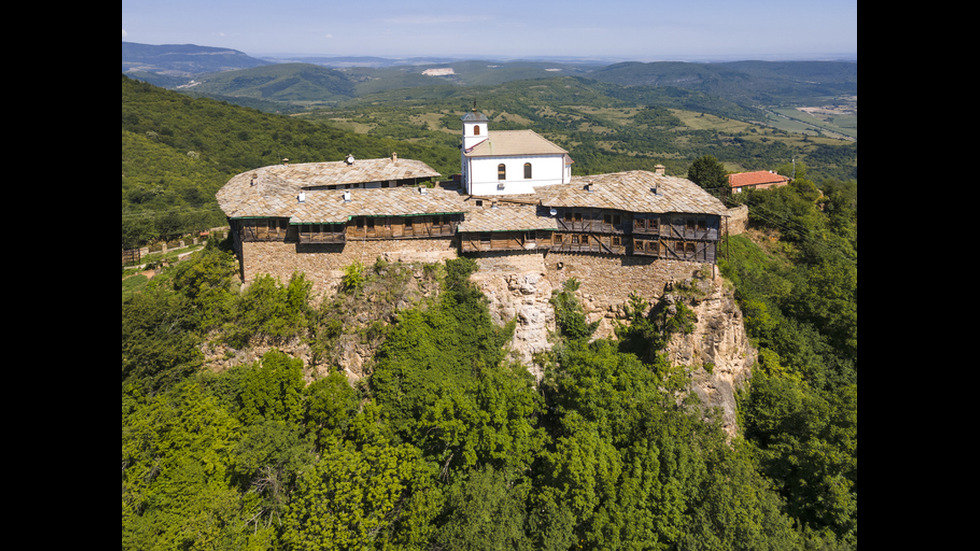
[463,129,568,157]
[217,160,728,228]
[288,186,466,224]
[456,204,558,233]
[534,171,730,216]
[728,170,790,188]
[217,156,441,219]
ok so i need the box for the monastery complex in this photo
[216,108,748,304]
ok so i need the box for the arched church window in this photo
[474,125,480,135]
[498,164,506,180]
[524,162,532,179]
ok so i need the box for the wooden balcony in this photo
[460,230,550,253]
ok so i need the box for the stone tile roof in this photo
[728,170,790,188]
[217,156,441,219]
[217,161,728,228]
[463,129,568,157]
[456,204,558,233]
[289,186,467,224]
[533,171,730,216]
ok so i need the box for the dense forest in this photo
[122,73,857,550]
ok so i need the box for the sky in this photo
[121,0,856,62]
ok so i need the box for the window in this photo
[612,236,622,246]
[603,214,612,225]
[498,164,506,180]
[474,125,480,135]
[524,162,532,179]
[698,218,707,231]
[574,212,582,222]
[613,214,621,225]
[405,218,413,230]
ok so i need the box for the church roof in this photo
[461,109,488,122]
[463,129,568,157]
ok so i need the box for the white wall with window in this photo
[464,154,568,195]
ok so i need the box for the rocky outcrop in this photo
[657,272,754,438]
[471,255,555,380]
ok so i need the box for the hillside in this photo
[124,42,857,110]
[180,62,356,102]
[588,60,857,105]
[122,42,273,87]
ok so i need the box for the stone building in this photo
[216,110,736,295]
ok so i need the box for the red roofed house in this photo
[728,170,790,194]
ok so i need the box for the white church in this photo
[459,107,574,196]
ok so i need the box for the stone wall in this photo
[241,237,458,297]
[726,205,749,235]
[540,252,711,338]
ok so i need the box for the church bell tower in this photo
[461,102,488,152]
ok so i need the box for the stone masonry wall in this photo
[726,205,749,235]
[242,237,458,297]
[541,252,710,338]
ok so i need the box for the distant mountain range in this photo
[122,42,856,109]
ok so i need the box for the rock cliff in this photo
[472,257,754,437]
[656,273,754,438]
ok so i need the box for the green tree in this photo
[227,273,313,348]
[433,466,531,551]
[122,284,203,393]
[550,278,598,341]
[281,438,439,550]
[687,154,728,193]
[226,350,307,426]
[122,381,246,550]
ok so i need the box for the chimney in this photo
[282,158,289,165]
[654,164,665,175]
[345,154,355,166]
[392,152,398,163]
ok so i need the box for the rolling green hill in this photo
[124,43,855,111]
[588,60,856,105]
[183,63,357,102]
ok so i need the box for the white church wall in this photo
[467,154,566,195]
